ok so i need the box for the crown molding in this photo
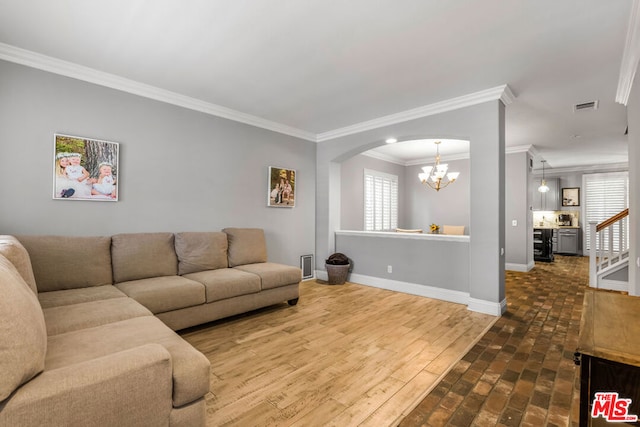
[505,144,533,154]
[531,162,629,176]
[0,43,317,142]
[316,84,515,142]
[616,0,640,105]
[360,150,407,166]
[0,42,516,144]
[406,152,469,167]
[361,149,470,167]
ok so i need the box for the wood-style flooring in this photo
[401,255,589,426]
[180,280,497,426]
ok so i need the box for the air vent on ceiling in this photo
[573,100,599,112]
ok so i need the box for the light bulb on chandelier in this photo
[418,141,460,191]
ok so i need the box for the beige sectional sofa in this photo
[0,228,301,426]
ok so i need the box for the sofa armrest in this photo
[0,344,173,427]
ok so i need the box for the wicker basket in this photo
[325,263,350,285]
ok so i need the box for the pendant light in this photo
[538,160,550,193]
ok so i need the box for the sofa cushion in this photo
[223,228,267,267]
[38,285,127,309]
[183,268,261,302]
[45,316,210,407]
[234,262,302,290]
[0,255,47,402]
[0,235,37,294]
[17,235,112,292]
[43,298,153,336]
[111,233,178,283]
[175,232,228,275]
[115,276,205,314]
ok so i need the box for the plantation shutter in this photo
[364,169,398,231]
[583,172,629,251]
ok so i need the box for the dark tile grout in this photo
[399,255,589,427]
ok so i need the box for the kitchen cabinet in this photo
[532,178,560,211]
[557,228,580,255]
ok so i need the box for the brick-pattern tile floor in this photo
[400,255,588,427]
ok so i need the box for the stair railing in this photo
[589,208,629,287]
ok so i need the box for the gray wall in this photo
[336,233,469,293]
[340,153,469,232]
[405,158,469,232]
[316,100,506,313]
[0,60,316,267]
[505,151,532,269]
[340,154,406,230]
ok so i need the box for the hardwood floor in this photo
[180,280,497,426]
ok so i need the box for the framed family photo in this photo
[53,133,120,201]
[268,166,295,207]
[562,187,580,206]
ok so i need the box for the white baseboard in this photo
[468,297,507,316]
[315,270,328,281]
[348,272,470,306]
[315,270,501,316]
[505,262,534,272]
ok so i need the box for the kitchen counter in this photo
[533,225,580,229]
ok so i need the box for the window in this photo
[364,169,398,231]
[583,172,629,251]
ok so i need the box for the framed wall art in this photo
[268,166,295,207]
[53,133,120,201]
[562,187,580,206]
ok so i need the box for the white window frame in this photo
[364,168,398,231]
[582,171,629,252]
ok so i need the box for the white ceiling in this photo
[0,0,633,169]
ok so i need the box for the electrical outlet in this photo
[512,220,518,226]
[387,265,393,273]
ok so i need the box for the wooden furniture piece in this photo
[576,289,640,426]
[442,225,465,235]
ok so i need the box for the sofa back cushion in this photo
[0,254,47,402]
[112,233,177,283]
[0,235,37,294]
[17,235,113,292]
[222,228,267,267]
[175,232,228,275]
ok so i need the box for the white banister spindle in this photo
[590,211,630,289]
[589,221,598,287]
[622,217,628,252]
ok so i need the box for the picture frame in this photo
[562,187,580,206]
[268,166,296,207]
[53,133,120,201]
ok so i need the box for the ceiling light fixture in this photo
[418,141,459,192]
[385,138,397,144]
[538,160,550,193]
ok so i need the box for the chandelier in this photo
[418,141,460,191]
[537,160,549,193]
